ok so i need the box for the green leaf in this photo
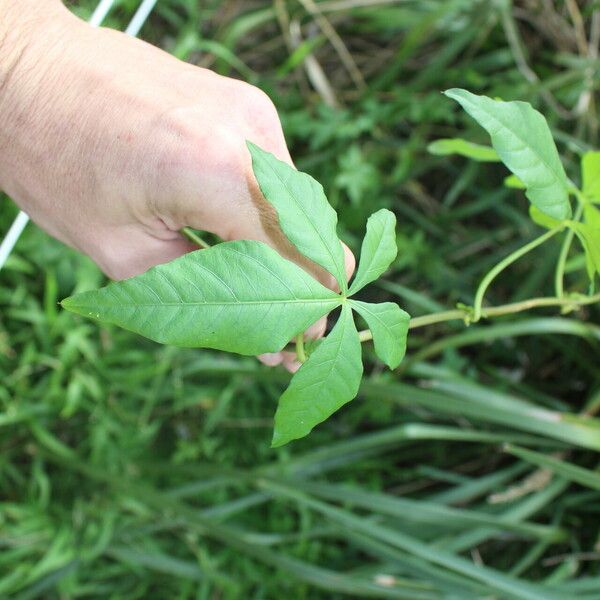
[444,89,572,221]
[571,222,600,282]
[584,203,600,228]
[582,151,600,202]
[335,144,380,206]
[272,304,362,447]
[61,240,341,355]
[427,138,499,162]
[504,174,526,190]
[247,141,347,292]
[529,206,561,230]
[348,209,397,295]
[350,300,409,369]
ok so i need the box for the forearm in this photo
[0,0,67,78]
[0,0,79,196]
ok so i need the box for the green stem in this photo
[407,309,466,329]
[555,202,584,298]
[471,226,564,322]
[295,333,306,363]
[357,292,600,342]
[181,227,211,249]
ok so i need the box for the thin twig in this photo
[565,0,589,56]
[297,0,367,91]
[289,19,339,107]
[501,6,589,120]
[318,0,406,11]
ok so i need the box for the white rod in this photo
[125,0,159,37]
[0,0,159,272]
[89,0,116,27]
[0,211,30,269]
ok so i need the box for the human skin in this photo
[0,0,354,370]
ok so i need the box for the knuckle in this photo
[236,83,281,132]
[234,85,288,160]
[206,128,244,172]
[240,83,278,117]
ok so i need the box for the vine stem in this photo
[357,293,600,342]
[555,202,584,299]
[471,225,564,322]
[181,227,211,249]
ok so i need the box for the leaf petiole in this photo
[554,202,584,300]
[295,333,306,363]
[471,226,565,323]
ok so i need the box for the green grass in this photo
[2,0,600,598]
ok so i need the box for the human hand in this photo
[0,0,354,370]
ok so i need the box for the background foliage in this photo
[1,0,600,597]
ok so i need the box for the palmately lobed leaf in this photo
[445,88,571,221]
[349,209,398,295]
[61,240,341,356]
[350,300,409,369]
[272,304,362,447]
[247,141,348,293]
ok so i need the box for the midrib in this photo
[76,298,342,308]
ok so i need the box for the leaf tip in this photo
[426,140,442,155]
[443,88,478,107]
[379,207,397,222]
[384,358,401,371]
[245,140,256,158]
[443,88,463,99]
[270,431,289,448]
[60,296,73,311]
[245,140,265,163]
